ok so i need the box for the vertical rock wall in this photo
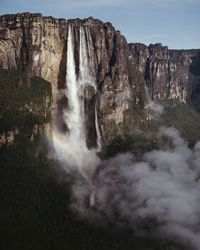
[0,13,146,145]
[130,43,200,105]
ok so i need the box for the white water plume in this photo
[95,105,102,152]
[79,26,96,89]
[79,29,100,96]
[50,25,200,248]
[71,127,200,249]
[66,24,83,142]
[84,26,102,151]
[52,24,100,181]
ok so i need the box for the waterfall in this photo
[78,26,97,89]
[145,85,164,119]
[78,25,101,150]
[52,23,100,181]
[65,25,84,142]
[95,105,102,151]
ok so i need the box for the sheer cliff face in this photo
[0,13,67,83]
[0,13,146,146]
[129,43,200,106]
[0,13,199,148]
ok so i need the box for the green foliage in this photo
[0,69,52,132]
[150,100,200,145]
[100,132,158,159]
[99,135,133,158]
[101,100,200,158]
[0,140,190,250]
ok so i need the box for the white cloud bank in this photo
[71,127,200,249]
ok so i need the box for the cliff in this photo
[0,13,146,147]
[0,12,200,149]
[129,43,200,109]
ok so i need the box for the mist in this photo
[68,127,200,249]
[47,19,200,249]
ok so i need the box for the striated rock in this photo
[130,43,200,105]
[83,85,96,100]
[0,13,199,147]
[0,13,146,145]
[0,13,67,84]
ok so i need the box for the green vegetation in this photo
[0,140,190,250]
[151,100,200,145]
[101,100,200,158]
[0,69,196,250]
[0,69,52,133]
[100,133,158,159]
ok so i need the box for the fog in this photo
[70,127,200,249]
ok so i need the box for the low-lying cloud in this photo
[71,127,200,249]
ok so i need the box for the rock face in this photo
[129,43,200,106]
[0,13,146,146]
[188,51,200,111]
[0,13,199,148]
[0,13,67,84]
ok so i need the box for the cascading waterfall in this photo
[145,85,164,119]
[85,27,102,151]
[95,105,102,151]
[52,23,101,185]
[65,25,84,144]
[79,26,95,87]
[78,25,101,151]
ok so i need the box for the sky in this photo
[0,0,199,49]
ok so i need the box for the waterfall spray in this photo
[78,25,101,151]
[145,85,164,119]
[52,24,100,197]
[78,26,98,90]
[65,25,84,143]
[95,105,102,151]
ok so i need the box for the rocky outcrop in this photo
[0,13,67,84]
[0,13,146,145]
[188,52,200,111]
[129,43,200,107]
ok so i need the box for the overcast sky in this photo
[0,0,199,49]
